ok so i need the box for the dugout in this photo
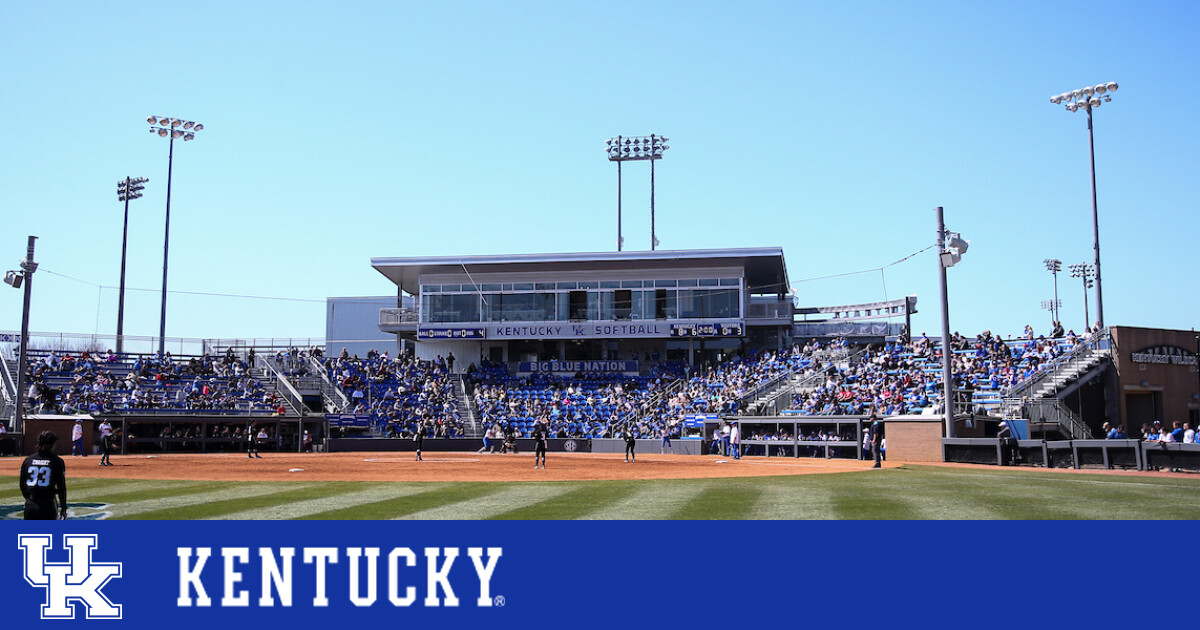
[707,415,869,460]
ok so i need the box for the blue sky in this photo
[1,1,1197,344]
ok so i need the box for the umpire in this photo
[20,431,68,520]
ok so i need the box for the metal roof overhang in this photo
[371,247,789,296]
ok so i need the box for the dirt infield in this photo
[64,451,892,483]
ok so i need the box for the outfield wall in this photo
[326,437,592,453]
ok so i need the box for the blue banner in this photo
[518,360,638,373]
[669,322,744,337]
[0,521,1171,628]
[417,328,485,340]
[325,414,370,428]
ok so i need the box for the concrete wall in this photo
[591,438,706,455]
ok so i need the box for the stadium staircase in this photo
[1,350,17,422]
[759,345,867,415]
[455,374,481,438]
[999,332,1112,440]
[305,355,351,413]
[257,356,309,417]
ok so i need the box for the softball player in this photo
[20,431,67,520]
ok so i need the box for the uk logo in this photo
[17,534,123,620]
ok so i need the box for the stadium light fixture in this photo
[116,176,149,355]
[936,207,968,440]
[1051,81,1117,329]
[1068,263,1095,331]
[1043,258,1062,323]
[7,236,38,434]
[147,115,202,356]
[605,134,669,251]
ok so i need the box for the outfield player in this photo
[532,421,548,469]
[413,422,425,461]
[20,431,67,520]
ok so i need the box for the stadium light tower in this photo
[5,236,38,434]
[936,207,969,439]
[147,116,202,356]
[1069,263,1095,331]
[605,134,668,251]
[116,177,148,355]
[1051,81,1117,329]
[1043,258,1062,324]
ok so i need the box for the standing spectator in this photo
[446,352,456,374]
[719,420,731,457]
[1170,421,1185,444]
[730,421,741,460]
[71,419,85,457]
[1185,423,1197,444]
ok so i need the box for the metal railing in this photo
[1024,398,1093,440]
[260,356,307,417]
[307,355,350,413]
[380,308,420,326]
[1002,330,1112,400]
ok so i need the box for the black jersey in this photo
[532,425,548,446]
[20,452,66,520]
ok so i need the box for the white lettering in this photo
[177,547,212,607]
[346,548,379,607]
[303,548,339,607]
[468,547,503,607]
[221,548,250,607]
[424,547,460,607]
[259,548,295,607]
[387,548,417,606]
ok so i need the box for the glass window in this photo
[600,281,621,289]
[427,293,480,323]
[655,280,677,288]
[422,285,440,293]
[482,284,502,292]
[719,278,740,286]
[579,281,599,289]
[535,282,556,291]
[620,280,643,288]
[513,283,534,291]
[698,278,719,287]
[558,281,577,290]
[678,279,698,287]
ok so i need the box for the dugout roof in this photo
[371,247,789,296]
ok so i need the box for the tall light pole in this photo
[1069,263,1095,331]
[605,134,668,251]
[147,116,202,356]
[936,207,969,439]
[5,236,38,434]
[1051,81,1117,329]
[116,177,148,355]
[1043,258,1062,324]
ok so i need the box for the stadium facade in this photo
[325,247,908,370]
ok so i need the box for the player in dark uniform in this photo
[247,423,261,459]
[532,421,548,469]
[622,425,637,463]
[413,421,425,461]
[20,431,68,520]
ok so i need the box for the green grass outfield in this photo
[4,465,1200,520]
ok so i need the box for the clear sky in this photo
[2,1,1197,345]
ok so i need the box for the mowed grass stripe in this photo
[402,484,576,520]
[79,481,235,506]
[300,484,497,520]
[115,484,332,520]
[671,481,765,520]
[491,482,640,520]
[212,484,431,520]
[581,482,708,520]
[747,480,838,520]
